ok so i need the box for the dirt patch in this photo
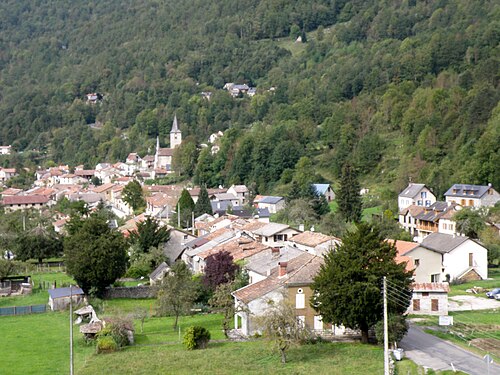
[449,295,500,311]
[470,338,500,357]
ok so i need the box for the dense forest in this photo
[0,0,499,198]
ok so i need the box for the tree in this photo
[194,185,213,217]
[336,163,362,222]
[0,259,20,279]
[374,314,408,348]
[257,299,310,364]
[64,214,128,296]
[122,180,146,214]
[156,261,197,330]
[209,281,237,338]
[128,217,170,254]
[311,223,413,343]
[172,189,195,229]
[203,251,239,291]
[14,226,63,264]
[454,207,486,239]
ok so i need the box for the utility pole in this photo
[383,276,390,375]
[191,211,195,235]
[177,203,180,228]
[69,285,74,375]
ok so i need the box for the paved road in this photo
[400,325,500,375]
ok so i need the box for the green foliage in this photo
[374,314,409,348]
[183,326,211,350]
[96,336,118,354]
[336,164,362,223]
[453,207,487,239]
[194,185,213,217]
[122,180,146,214]
[128,217,170,254]
[156,261,197,330]
[13,226,63,264]
[171,189,196,229]
[0,259,21,279]
[64,214,128,296]
[209,282,236,338]
[126,246,166,278]
[312,223,413,343]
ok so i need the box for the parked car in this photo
[486,288,500,298]
[495,293,500,301]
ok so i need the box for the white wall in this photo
[443,241,488,280]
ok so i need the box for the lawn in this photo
[0,304,390,375]
[395,359,467,375]
[448,267,500,297]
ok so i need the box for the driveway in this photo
[400,325,500,375]
[449,295,500,311]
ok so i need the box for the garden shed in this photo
[48,287,85,311]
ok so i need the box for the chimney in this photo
[298,224,305,231]
[271,247,280,257]
[278,261,288,277]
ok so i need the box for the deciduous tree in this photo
[203,251,239,291]
[122,180,146,214]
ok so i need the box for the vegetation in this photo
[202,251,239,291]
[122,180,146,214]
[257,299,310,364]
[209,281,238,338]
[156,261,197,330]
[312,223,413,343]
[127,217,170,254]
[64,214,128,296]
[183,326,211,350]
[194,185,213,217]
[0,0,498,202]
[171,189,195,229]
[336,163,362,222]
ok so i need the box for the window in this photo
[297,316,305,327]
[431,274,440,282]
[421,191,427,199]
[431,299,439,312]
[425,200,431,206]
[414,259,420,267]
[469,253,473,267]
[417,200,423,206]
[296,289,305,309]
[314,316,323,331]
[461,199,466,206]
[469,200,474,206]
[422,292,429,297]
[413,299,420,311]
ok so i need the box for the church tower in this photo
[170,114,182,148]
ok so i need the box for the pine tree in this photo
[311,223,413,343]
[336,163,362,222]
[194,185,213,217]
[172,189,195,229]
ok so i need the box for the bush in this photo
[183,326,211,350]
[96,336,117,354]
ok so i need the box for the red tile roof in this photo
[412,282,450,293]
[2,195,49,205]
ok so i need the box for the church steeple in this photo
[170,114,182,148]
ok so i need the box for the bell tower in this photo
[170,114,182,148]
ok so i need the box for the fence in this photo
[0,304,47,316]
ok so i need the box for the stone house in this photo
[444,183,500,208]
[407,282,450,316]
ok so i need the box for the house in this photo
[0,145,12,155]
[399,205,425,239]
[227,185,249,205]
[444,183,500,208]
[250,223,301,248]
[233,253,348,337]
[161,228,196,265]
[212,193,242,208]
[312,184,335,202]
[407,283,450,316]
[86,93,102,104]
[1,195,50,211]
[398,183,436,211]
[48,287,85,311]
[149,262,170,285]
[253,195,286,214]
[288,231,340,256]
[412,202,461,241]
[403,233,488,283]
[388,239,418,273]
[0,168,17,182]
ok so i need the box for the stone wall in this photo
[103,286,155,299]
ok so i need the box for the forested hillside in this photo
[0,0,499,196]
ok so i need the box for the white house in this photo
[403,233,488,283]
[250,223,300,248]
[253,196,285,214]
[0,145,12,155]
[227,185,249,205]
[398,183,436,211]
[312,184,335,202]
[288,231,340,256]
[407,283,450,316]
[444,184,500,208]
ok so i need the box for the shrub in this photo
[96,336,117,354]
[183,326,211,350]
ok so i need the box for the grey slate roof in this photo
[170,114,180,133]
[312,184,331,195]
[414,201,452,222]
[253,223,290,237]
[150,262,169,280]
[399,183,426,198]
[407,233,469,255]
[444,184,491,198]
[258,196,284,204]
[48,287,84,299]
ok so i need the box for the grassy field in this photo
[448,267,500,297]
[395,359,467,375]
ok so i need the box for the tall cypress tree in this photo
[172,189,195,229]
[336,163,362,222]
[194,185,213,217]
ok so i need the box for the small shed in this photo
[48,287,85,311]
[407,282,450,316]
[149,262,170,285]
